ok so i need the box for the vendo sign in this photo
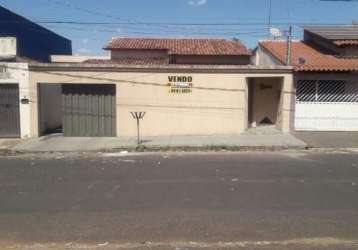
[167,76,193,94]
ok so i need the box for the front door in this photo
[0,84,20,138]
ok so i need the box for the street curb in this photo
[0,148,19,156]
[111,145,309,152]
[6,145,309,155]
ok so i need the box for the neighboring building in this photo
[0,5,72,138]
[26,38,294,138]
[0,5,72,62]
[255,25,358,131]
[85,38,252,65]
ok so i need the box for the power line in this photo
[0,20,351,26]
[44,24,268,37]
[268,0,273,37]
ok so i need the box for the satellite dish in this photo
[270,27,282,39]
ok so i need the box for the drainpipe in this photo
[286,26,292,66]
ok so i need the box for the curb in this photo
[6,144,309,155]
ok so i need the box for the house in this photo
[27,37,294,138]
[255,25,358,131]
[87,38,252,65]
[0,5,72,138]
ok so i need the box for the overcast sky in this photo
[1,0,357,55]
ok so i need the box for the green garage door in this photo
[62,84,116,137]
[0,84,20,138]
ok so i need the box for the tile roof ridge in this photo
[108,37,238,41]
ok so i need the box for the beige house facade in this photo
[27,64,294,138]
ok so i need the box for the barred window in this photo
[296,80,316,102]
[296,80,358,103]
[318,80,345,102]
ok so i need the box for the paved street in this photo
[1,151,358,249]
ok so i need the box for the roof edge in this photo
[29,62,293,73]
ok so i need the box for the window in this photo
[296,80,317,102]
[296,80,354,103]
[317,80,345,102]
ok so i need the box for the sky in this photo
[0,0,357,55]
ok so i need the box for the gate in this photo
[295,80,358,131]
[0,84,20,138]
[62,84,116,137]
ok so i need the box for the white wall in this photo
[0,37,17,59]
[254,45,283,66]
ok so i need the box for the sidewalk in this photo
[293,131,358,149]
[10,133,307,152]
[0,139,23,152]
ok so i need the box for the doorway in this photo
[38,83,63,135]
[247,77,283,129]
[0,84,20,138]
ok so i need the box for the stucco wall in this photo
[29,69,293,137]
[0,63,30,138]
[254,46,283,66]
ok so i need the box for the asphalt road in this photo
[1,151,358,249]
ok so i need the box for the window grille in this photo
[296,80,358,103]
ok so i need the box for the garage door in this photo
[295,80,358,131]
[0,84,20,138]
[62,84,116,137]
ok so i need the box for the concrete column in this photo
[280,75,295,133]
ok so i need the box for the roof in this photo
[259,40,358,72]
[83,57,170,65]
[104,38,252,56]
[304,25,358,46]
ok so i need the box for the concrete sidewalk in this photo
[0,139,23,151]
[294,131,358,149]
[11,133,307,152]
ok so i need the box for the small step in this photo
[244,126,283,135]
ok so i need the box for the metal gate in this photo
[295,80,358,131]
[0,84,20,138]
[62,84,116,137]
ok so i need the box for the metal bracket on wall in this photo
[130,112,146,147]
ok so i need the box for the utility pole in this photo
[268,0,272,37]
[286,26,293,66]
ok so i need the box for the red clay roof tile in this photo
[105,38,252,56]
[260,40,358,72]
